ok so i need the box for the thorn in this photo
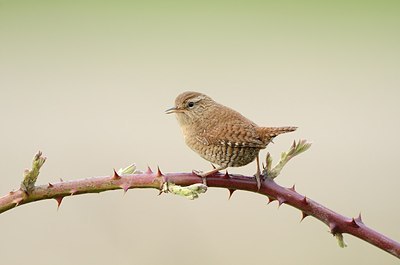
[55,196,63,209]
[211,163,216,169]
[120,184,129,194]
[48,183,54,188]
[112,169,121,180]
[267,196,276,204]
[355,212,363,224]
[300,211,309,222]
[145,166,153,174]
[277,197,286,207]
[60,178,64,182]
[223,170,230,179]
[301,196,309,205]
[156,166,163,177]
[288,184,296,192]
[9,190,15,195]
[292,140,296,149]
[70,189,77,196]
[228,189,236,199]
[349,218,360,228]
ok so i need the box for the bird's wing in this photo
[196,109,266,148]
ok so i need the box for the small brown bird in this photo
[166,91,296,188]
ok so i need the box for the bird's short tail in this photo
[257,126,297,145]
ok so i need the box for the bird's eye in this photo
[187,101,195,108]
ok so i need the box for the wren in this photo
[166,91,296,188]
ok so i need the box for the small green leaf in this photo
[21,151,47,193]
[264,139,311,179]
[335,233,348,248]
[117,164,139,175]
[163,183,208,200]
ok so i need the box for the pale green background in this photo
[1,1,399,264]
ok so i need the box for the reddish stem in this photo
[0,171,399,258]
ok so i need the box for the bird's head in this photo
[166,91,214,126]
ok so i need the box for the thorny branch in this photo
[0,141,399,259]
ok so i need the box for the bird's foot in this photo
[192,170,208,185]
[192,169,205,177]
[193,166,226,186]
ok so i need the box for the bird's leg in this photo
[255,155,261,190]
[193,165,227,185]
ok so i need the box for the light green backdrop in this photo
[1,1,399,264]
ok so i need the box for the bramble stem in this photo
[1,171,399,258]
[1,142,399,259]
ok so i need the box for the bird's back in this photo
[186,103,290,167]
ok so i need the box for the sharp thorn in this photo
[228,189,236,200]
[224,170,230,179]
[112,169,121,180]
[211,163,216,169]
[277,197,286,207]
[267,196,276,204]
[146,166,153,174]
[302,196,309,205]
[70,189,77,196]
[288,184,296,192]
[120,185,130,194]
[9,190,15,195]
[55,197,63,210]
[60,178,64,182]
[156,166,163,177]
[355,212,363,224]
[300,211,309,222]
[350,218,360,228]
[48,183,54,188]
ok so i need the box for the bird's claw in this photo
[192,169,204,177]
[192,170,208,185]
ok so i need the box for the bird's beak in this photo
[165,107,178,114]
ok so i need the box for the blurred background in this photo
[1,1,399,264]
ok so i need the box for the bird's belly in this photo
[187,138,259,167]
